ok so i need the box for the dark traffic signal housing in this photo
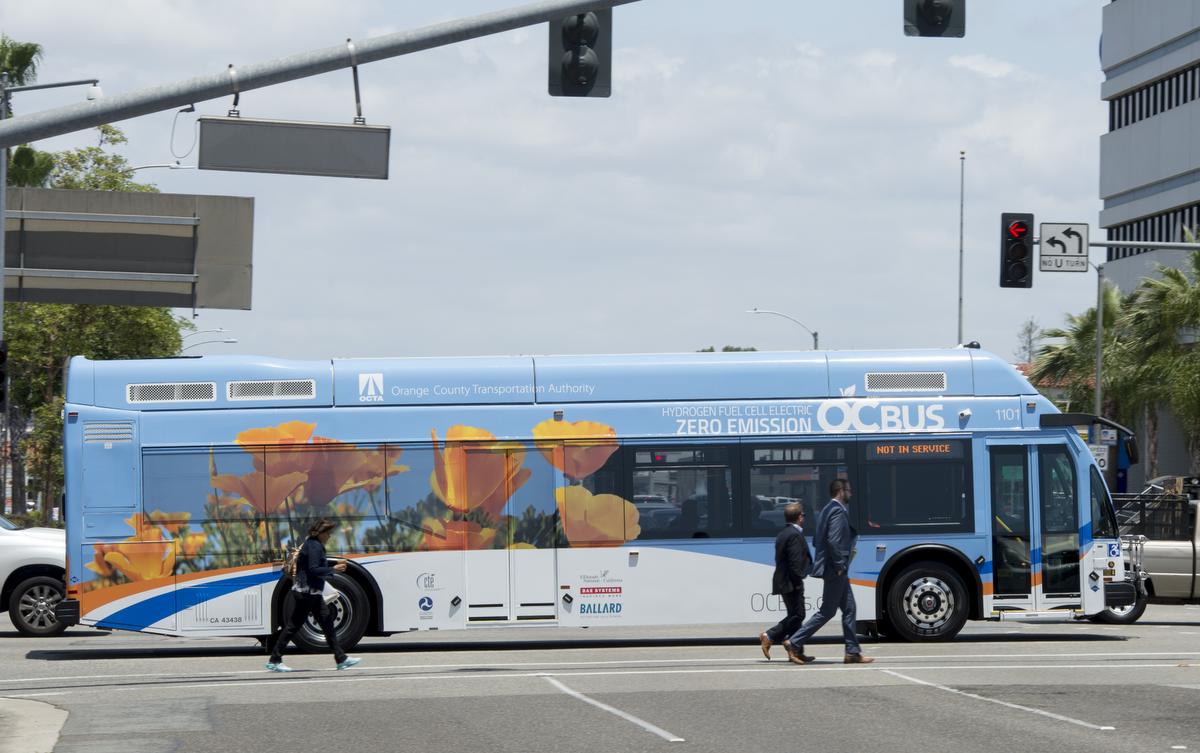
[904,0,965,37]
[548,10,612,97]
[1000,213,1034,288]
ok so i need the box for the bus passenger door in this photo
[988,444,1034,613]
[462,448,558,623]
[1033,444,1082,612]
[988,442,1083,614]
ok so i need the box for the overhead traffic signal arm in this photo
[999,212,1034,288]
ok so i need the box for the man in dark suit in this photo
[758,503,814,662]
[784,479,873,665]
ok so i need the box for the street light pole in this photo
[957,150,965,344]
[180,337,237,353]
[1093,261,1104,418]
[746,308,819,349]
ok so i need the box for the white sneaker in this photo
[265,662,294,673]
[336,656,362,670]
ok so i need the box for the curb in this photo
[0,698,68,753]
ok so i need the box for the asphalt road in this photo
[1,605,1199,753]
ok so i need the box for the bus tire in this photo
[1089,590,1147,625]
[885,562,968,642]
[280,573,369,654]
[8,575,67,637]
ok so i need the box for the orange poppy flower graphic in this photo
[293,439,409,507]
[236,420,317,447]
[419,518,497,551]
[236,421,317,473]
[211,470,307,516]
[556,486,640,547]
[531,419,618,480]
[143,510,207,557]
[430,426,531,519]
[84,513,177,582]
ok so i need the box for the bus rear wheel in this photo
[280,573,369,653]
[885,563,968,642]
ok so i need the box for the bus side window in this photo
[628,446,738,540]
[746,443,849,537]
[859,439,973,534]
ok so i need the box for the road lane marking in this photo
[2,662,1188,698]
[541,676,684,743]
[880,669,1115,731]
[5,650,1196,685]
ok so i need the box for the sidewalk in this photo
[0,698,67,753]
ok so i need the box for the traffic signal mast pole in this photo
[0,0,637,348]
[0,0,638,150]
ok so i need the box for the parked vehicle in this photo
[1097,477,1200,624]
[0,515,67,636]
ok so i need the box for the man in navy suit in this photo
[758,503,814,661]
[784,479,873,665]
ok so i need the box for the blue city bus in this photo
[54,347,1137,648]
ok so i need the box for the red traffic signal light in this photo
[1000,212,1034,288]
[1007,220,1029,240]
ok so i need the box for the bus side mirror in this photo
[1124,436,1140,465]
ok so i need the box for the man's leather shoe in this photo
[758,632,772,660]
[844,653,874,664]
[783,640,810,665]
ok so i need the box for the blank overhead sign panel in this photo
[3,187,253,309]
[198,116,391,180]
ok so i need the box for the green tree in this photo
[697,346,759,352]
[1031,283,1131,419]
[1,36,52,191]
[0,34,42,90]
[1124,249,1200,473]
[4,124,191,520]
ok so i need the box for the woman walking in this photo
[267,519,362,672]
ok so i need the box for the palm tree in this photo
[0,34,43,90]
[2,37,52,186]
[1031,283,1132,420]
[1127,249,1200,472]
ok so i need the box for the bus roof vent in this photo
[127,382,216,404]
[227,379,316,401]
[864,371,947,392]
[83,421,134,444]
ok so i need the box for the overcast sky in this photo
[1,1,1106,362]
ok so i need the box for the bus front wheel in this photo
[280,573,369,654]
[885,563,969,642]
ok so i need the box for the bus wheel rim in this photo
[300,595,349,642]
[902,576,953,630]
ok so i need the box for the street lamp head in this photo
[85,83,103,101]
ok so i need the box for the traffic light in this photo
[904,0,965,37]
[548,10,612,97]
[1000,213,1034,288]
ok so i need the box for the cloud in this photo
[949,54,1022,79]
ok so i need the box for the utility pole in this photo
[957,150,965,344]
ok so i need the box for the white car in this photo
[0,515,66,636]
